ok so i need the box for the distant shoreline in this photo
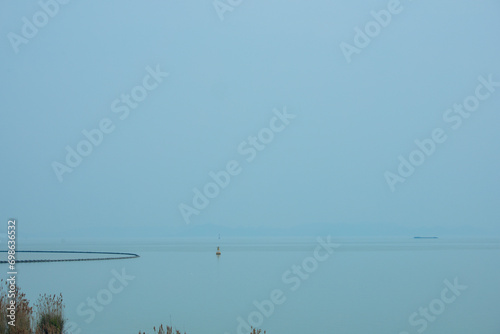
[8,236,500,253]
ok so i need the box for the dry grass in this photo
[0,281,64,334]
[250,329,266,334]
[138,324,184,334]
[138,325,266,334]
[0,280,34,334]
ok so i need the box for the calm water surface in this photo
[7,238,500,334]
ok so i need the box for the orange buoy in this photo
[216,246,221,256]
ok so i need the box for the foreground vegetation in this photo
[0,282,265,334]
[139,325,266,334]
[0,281,64,334]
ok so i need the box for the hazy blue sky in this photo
[1,0,499,240]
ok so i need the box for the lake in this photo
[7,237,500,334]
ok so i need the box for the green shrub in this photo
[34,294,64,334]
